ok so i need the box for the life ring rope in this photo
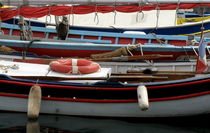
[72,66,79,74]
[72,59,77,66]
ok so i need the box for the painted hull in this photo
[4,18,210,36]
[0,94,210,117]
[68,21,210,35]
[1,21,209,47]
[0,60,210,117]
[0,37,206,60]
[0,52,206,73]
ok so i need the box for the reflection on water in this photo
[0,112,209,133]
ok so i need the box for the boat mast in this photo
[2,0,210,6]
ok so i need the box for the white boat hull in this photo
[1,93,210,117]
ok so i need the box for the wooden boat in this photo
[177,12,210,25]
[0,59,209,117]
[3,9,210,37]
[1,3,210,50]
[0,33,209,61]
[0,51,208,73]
[1,22,207,46]
[55,19,210,36]
[4,11,210,36]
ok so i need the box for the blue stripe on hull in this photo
[70,21,210,35]
[0,38,207,52]
[4,18,210,35]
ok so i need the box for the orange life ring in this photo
[49,59,101,74]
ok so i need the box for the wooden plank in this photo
[127,70,207,74]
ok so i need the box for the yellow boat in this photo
[177,16,210,25]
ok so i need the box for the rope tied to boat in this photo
[150,33,164,44]
[126,44,134,56]
[0,64,19,73]
[94,4,99,25]
[18,16,33,41]
[155,0,160,30]
[136,43,143,55]
[22,39,41,60]
[192,47,198,56]
[174,0,181,25]
[136,43,154,66]
[136,0,144,22]
[113,0,117,25]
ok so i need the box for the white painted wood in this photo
[0,60,111,78]
[0,93,210,117]
[0,56,207,74]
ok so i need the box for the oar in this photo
[91,54,173,61]
[127,70,201,74]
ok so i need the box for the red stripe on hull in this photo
[0,91,210,103]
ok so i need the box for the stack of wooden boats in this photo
[0,0,210,118]
[0,23,210,61]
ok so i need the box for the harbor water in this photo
[0,112,210,133]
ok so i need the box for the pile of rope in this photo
[0,45,16,53]
[90,45,139,59]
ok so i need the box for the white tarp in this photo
[33,10,177,28]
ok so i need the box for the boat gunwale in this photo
[0,73,209,90]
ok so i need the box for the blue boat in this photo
[0,22,207,46]
[0,34,208,60]
[4,16,210,36]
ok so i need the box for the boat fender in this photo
[56,16,69,40]
[27,85,42,120]
[137,85,149,111]
[123,31,146,35]
[49,59,101,74]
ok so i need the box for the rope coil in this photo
[0,64,19,73]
